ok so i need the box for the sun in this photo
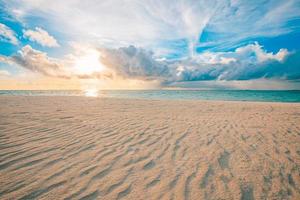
[73,49,105,75]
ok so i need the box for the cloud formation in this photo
[0,69,10,76]
[100,46,171,80]
[0,45,112,79]
[1,43,297,86]
[3,0,300,54]
[11,45,67,77]
[0,0,299,90]
[98,43,297,84]
[23,27,59,47]
[0,23,18,45]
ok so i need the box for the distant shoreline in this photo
[0,90,300,103]
[1,96,300,106]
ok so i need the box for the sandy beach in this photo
[0,96,300,200]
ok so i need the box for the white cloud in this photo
[1,1,299,90]
[235,42,289,62]
[0,45,112,79]
[99,45,170,80]
[12,0,215,45]
[194,52,237,65]
[23,27,59,47]
[0,70,11,76]
[3,0,300,54]
[0,23,18,45]
[0,43,297,87]
[195,42,289,64]
[0,56,9,63]
[12,45,66,77]
[98,43,295,83]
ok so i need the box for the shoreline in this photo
[1,89,299,103]
[0,95,300,104]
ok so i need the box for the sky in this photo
[0,0,300,90]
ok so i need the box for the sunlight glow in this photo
[84,88,99,97]
[74,49,105,75]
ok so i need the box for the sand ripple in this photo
[0,96,300,199]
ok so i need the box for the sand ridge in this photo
[0,96,300,199]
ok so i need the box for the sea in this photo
[1,90,300,102]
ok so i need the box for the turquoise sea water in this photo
[1,90,300,102]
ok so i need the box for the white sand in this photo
[0,96,300,200]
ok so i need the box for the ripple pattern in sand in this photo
[1,96,300,199]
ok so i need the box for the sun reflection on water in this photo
[84,88,99,97]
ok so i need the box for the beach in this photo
[0,96,300,200]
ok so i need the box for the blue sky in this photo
[0,0,300,90]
